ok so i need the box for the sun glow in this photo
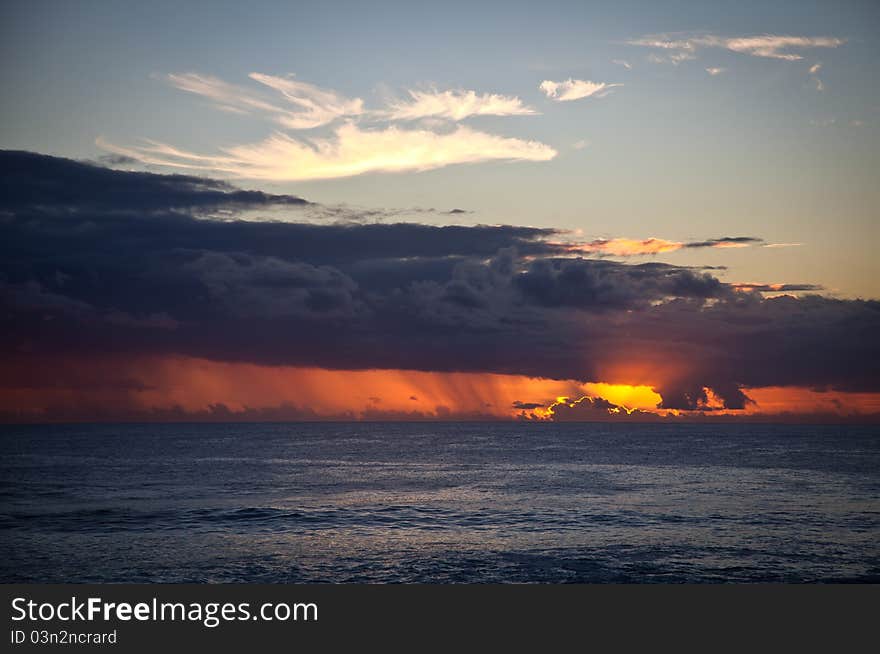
[2,356,878,422]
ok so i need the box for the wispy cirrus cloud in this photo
[166,73,286,115]
[166,72,364,129]
[723,35,844,60]
[103,73,557,180]
[629,33,845,63]
[383,89,537,121]
[808,63,825,91]
[247,73,365,129]
[539,78,621,101]
[99,122,557,181]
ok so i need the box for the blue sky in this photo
[2,0,878,296]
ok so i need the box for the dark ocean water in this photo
[1,422,878,583]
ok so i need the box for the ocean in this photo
[1,422,878,583]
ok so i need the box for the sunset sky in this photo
[1,0,878,421]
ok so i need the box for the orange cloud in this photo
[565,238,684,256]
[0,356,579,420]
[742,387,880,416]
[555,236,761,256]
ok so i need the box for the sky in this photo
[1,0,879,422]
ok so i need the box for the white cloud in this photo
[723,36,843,60]
[116,72,559,180]
[705,67,727,76]
[247,73,364,129]
[808,63,824,91]
[629,33,844,62]
[165,73,286,114]
[631,37,698,53]
[572,139,589,150]
[98,123,557,181]
[383,89,537,121]
[612,59,632,69]
[669,51,698,64]
[165,72,364,129]
[539,78,621,101]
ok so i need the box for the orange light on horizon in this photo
[581,383,662,411]
[2,356,879,421]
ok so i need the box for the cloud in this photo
[723,35,844,60]
[166,72,364,129]
[100,122,557,181]
[731,283,823,294]
[512,257,729,311]
[559,236,762,256]
[512,400,545,410]
[383,89,537,121]
[166,73,287,115]
[612,59,632,69]
[808,63,825,91]
[540,395,657,421]
[705,67,726,76]
[629,33,844,62]
[3,151,878,417]
[683,236,761,249]
[0,149,310,213]
[247,73,365,129]
[111,72,559,180]
[566,237,683,256]
[539,79,621,101]
[572,140,589,150]
[169,73,537,125]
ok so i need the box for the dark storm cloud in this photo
[0,149,310,213]
[3,150,878,412]
[513,258,729,310]
[512,401,544,410]
[546,396,658,422]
